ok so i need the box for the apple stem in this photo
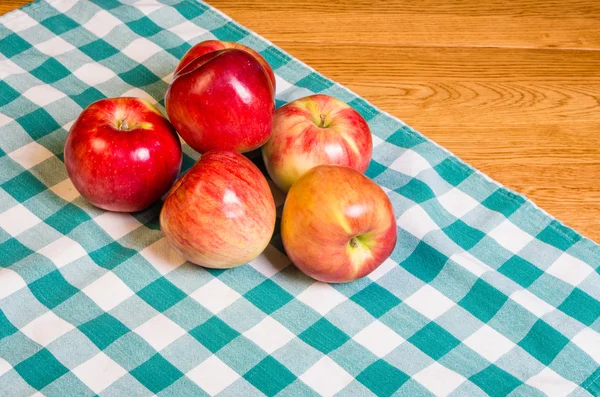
[320,113,328,128]
[350,237,358,248]
[119,119,129,131]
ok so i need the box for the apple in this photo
[160,150,276,268]
[262,94,372,192]
[281,165,396,283]
[166,48,275,154]
[175,40,276,93]
[64,97,182,212]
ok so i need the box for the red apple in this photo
[175,40,276,93]
[64,97,182,212]
[262,94,372,192]
[160,150,276,268]
[281,165,396,283]
[165,48,275,154]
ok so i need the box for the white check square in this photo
[22,84,66,107]
[0,268,27,300]
[84,10,121,38]
[368,258,397,281]
[21,311,74,347]
[2,10,37,32]
[187,355,240,395]
[73,63,116,86]
[488,220,534,254]
[404,285,455,320]
[546,252,594,286]
[0,357,11,378]
[389,149,431,177]
[437,188,480,219]
[168,21,208,42]
[0,59,25,80]
[414,362,466,397]
[296,282,347,315]
[510,289,554,318]
[397,204,439,239]
[38,236,87,269]
[35,36,76,57]
[0,203,41,237]
[50,178,80,202]
[83,271,134,312]
[243,317,295,354]
[72,352,126,394]
[122,38,163,63]
[300,356,353,397]
[463,324,515,362]
[572,328,600,363]
[526,367,578,397]
[94,211,143,240]
[353,320,404,358]
[140,238,187,275]
[132,0,163,15]
[8,141,54,169]
[190,278,241,314]
[450,252,493,277]
[134,313,186,351]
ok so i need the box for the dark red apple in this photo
[64,97,182,212]
[165,48,275,154]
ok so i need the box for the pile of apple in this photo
[64,40,397,283]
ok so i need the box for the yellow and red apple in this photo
[160,150,276,268]
[166,41,275,154]
[281,165,396,283]
[64,97,182,212]
[262,94,372,192]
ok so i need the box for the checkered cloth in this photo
[0,1,599,396]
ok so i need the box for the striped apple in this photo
[160,151,276,268]
[262,94,372,192]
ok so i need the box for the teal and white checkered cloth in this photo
[1,0,599,396]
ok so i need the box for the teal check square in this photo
[78,313,130,350]
[387,128,427,150]
[408,322,461,360]
[481,189,525,218]
[470,364,522,397]
[2,172,47,202]
[79,39,120,61]
[211,22,249,42]
[45,203,91,234]
[127,16,163,38]
[0,238,34,267]
[396,179,436,203]
[119,64,162,87]
[459,279,508,322]
[0,310,18,340]
[40,14,78,35]
[0,33,32,57]
[243,356,296,397]
[130,354,184,394]
[89,241,137,270]
[0,81,20,107]
[14,348,69,391]
[189,316,240,353]
[401,241,448,283]
[28,270,79,309]
[350,283,401,318]
[537,220,580,251]
[558,288,600,326]
[518,320,570,365]
[498,256,543,288]
[356,359,410,397]
[443,220,486,250]
[244,279,294,315]
[16,107,62,140]
[138,277,187,312]
[298,318,350,354]
[30,58,71,84]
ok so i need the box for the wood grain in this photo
[2,1,600,241]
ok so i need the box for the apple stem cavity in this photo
[319,113,327,128]
[349,237,359,248]
[119,118,129,131]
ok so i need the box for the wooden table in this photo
[2,1,599,241]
